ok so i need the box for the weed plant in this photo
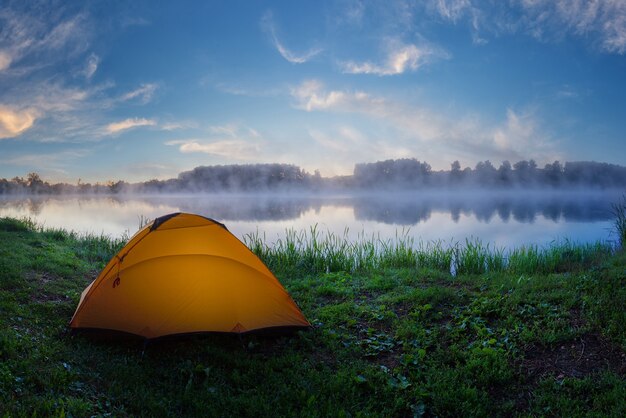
[612,195,626,247]
[245,226,615,276]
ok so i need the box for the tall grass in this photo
[0,216,127,265]
[245,226,441,273]
[612,195,626,248]
[245,225,614,275]
[3,215,616,276]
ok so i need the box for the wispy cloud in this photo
[430,0,472,23]
[341,0,365,25]
[214,82,284,98]
[161,120,198,131]
[291,80,559,167]
[0,79,117,142]
[165,124,263,160]
[106,118,156,134]
[426,0,626,54]
[0,8,91,73]
[83,53,99,79]
[2,149,90,168]
[260,11,322,64]
[0,5,109,141]
[341,39,446,76]
[492,109,544,155]
[525,0,626,54]
[208,123,261,139]
[120,83,158,103]
[0,106,38,139]
[0,50,12,71]
[168,139,262,160]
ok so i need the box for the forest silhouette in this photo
[1,159,625,194]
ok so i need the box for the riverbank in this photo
[0,217,624,416]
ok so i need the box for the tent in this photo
[70,213,310,338]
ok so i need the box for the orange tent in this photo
[70,213,309,338]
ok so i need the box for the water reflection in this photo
[0,191,621,247]
[351,192,617,225]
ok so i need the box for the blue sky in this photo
[1,0,625,183]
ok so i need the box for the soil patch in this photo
[521,333,625,381]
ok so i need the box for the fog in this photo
[0,190,622,247]
[2,159,625,195]
[2,158,623,247]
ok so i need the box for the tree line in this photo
[1,159,625,195]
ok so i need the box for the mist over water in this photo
[0,190,622,248]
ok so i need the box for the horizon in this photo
[3,158,625,192]
[1,1,626,183]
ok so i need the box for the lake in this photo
[0,191,623,249]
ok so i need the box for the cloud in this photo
[161,120,198,131]
[0,8,91,73]
[0,106,38,139]
[291,80,559,168]
[341,40,446,76]
[0,5,109,142]
[291,80,444,140]
[426,0,626,54]
[165,124,263,160]
[2,149,90,167]
[492,109,542,154]
[168,139,262,160]
[120,83,158,103]
[208,123,261,139]
[106,118,156,134]
[0,79,111,143]
[430,0,472,23]
[308,125,371,153]
[260,11,322,64]
[83,53,99,79]
[546,0,626,54]
[31,83,90,112]
[341,0,365,25]
[0,50,12,71]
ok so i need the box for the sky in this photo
[0,0,625,183]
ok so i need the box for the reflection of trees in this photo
[0,192,621,226]
[511,201,536,223]
[496,201,512,222]
[352,197,433,225]
[137,196,323,222]
[0,197,45,215]
[350,193,619,225]
[541,201,561,222]
[26,198,44,216]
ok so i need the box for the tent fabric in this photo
[70,212,310,338]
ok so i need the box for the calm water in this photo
[0,191,623,249]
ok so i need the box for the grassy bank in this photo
[1,217,624,417]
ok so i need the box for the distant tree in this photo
[448,160,463,186]
[353,158,431,188]
[107,180,128,194]
[474,160,497,185]
[1,158,625,195]
[497,161,512,186]
[543,161,563,187]
[513,160,538,185]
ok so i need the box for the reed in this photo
[244,225,614,275]
[3,216,615,275]
[612,195,626,248]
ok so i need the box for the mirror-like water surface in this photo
[0,191,622,248]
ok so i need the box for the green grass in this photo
[1,216,624,417]
[245,227,614,276]
[613,195,626,248]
